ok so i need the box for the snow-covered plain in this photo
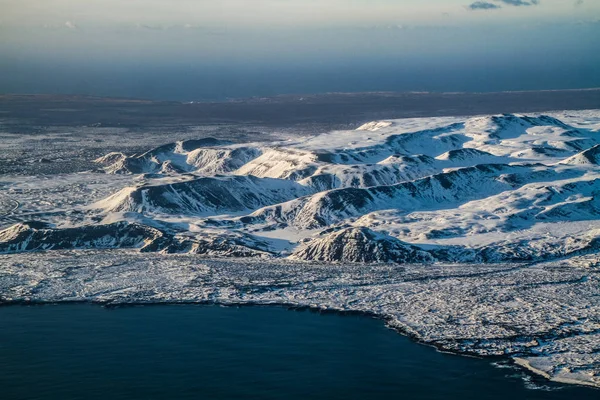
[1,109,600,388]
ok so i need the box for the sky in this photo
[1,0,599,100]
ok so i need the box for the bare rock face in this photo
[159,232,274,259]
[290,227,434,263]
[0,221,165,253]
[0,221,274,258]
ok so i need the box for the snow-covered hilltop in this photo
[3,110,600,265]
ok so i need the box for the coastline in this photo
[1,250,599,391]
[514,357,600,389]
[2,297,599,391]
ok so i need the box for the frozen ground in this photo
[0,250,599,388]
[1,105,600,388]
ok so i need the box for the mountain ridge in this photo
[2,110,600,264]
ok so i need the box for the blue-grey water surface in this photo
[0,304,597,400]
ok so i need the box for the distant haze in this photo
[1,0,599,100]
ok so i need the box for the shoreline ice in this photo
[1,249,598,389]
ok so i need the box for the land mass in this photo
[1,90,600,389]
[2,89,599,127]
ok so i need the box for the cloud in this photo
[42,21,79,30]
[64,21,79,30]
[497,0,540,5]
[468,1,501,10]
[131,23,227,36]
[574,0,584,6]
[468,0,541,11]
[136,23,165,31]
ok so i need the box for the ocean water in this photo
[0,304,597,400]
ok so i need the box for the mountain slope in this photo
[561,145,600,165]
[3,110,600,265]
[246,163,582,229]
[0,221,165,253]
[96,175,314,216]
[290,227,434,263]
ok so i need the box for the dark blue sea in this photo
[0,304,597,400]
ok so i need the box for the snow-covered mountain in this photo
[561,144,600,165]
[0,221,274,258]
[290,227,434,263]
[96,175,313,216]
[2,110,600,264]
[0,221,165,253]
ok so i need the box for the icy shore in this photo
[1,250,598,388]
